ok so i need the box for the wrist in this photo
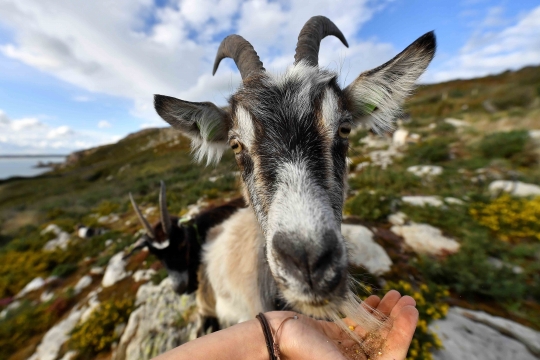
[263,311,300,359]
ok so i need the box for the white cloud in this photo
[73,95,92,102]
[10,117,44,131]
[0,109,117,153]
[0,0,395,126]
[427,5,540,82]
[98,120,112,128]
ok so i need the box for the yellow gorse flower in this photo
[470,195,540,241]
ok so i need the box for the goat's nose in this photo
[271,230,343,291]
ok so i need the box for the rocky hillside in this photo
[1,65,540,360]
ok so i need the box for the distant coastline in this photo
[0,156,67,180]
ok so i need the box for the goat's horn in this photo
[213,34,265,80]
[294,16,349,67]
[129,193,155,239]
[159,181,172,237]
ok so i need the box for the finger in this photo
[342,295,380,328]
[381,305,419,360]
[376,290,401,317]
[390,295,416,319]
[363,295,381,310]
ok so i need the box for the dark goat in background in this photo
[127,181,245,333]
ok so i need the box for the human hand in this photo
[265,290,418,360]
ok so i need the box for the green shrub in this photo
[70,297,134,355]
[348,166,420,194]
[406,138,451,164]
[93,200,119,216]
[433,122,456,135]
[51,263,78,278]
[344,190,395,221]
[0,301,59,360]
[492,88,533,109]
[478,130,529,160]
[415,239,527,301]
[151,268,169,285]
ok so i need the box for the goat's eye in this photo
[338,123,352,138]
[230,139,242,154]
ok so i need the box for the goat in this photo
[127,181,245,333]
[155,15,435,349]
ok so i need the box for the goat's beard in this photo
[278,275,393,359]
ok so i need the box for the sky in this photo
[0,0,539,154]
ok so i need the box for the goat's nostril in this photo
[272,231,310,274]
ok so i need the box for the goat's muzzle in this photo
[271,229,346,296]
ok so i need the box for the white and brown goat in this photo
[155,16,436,331]
[127,181,245,332]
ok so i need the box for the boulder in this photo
[431,307,538,360]
[59,351,78,360]
[40,291,54,303]
[102,252,129,287]
[90,267,104,275]
[444,118,469,128]
[528,130,540,140]
[28,306,85,360]
[16,277,45,298]
[388,212,407,226]
[73,275,93,295]
[407,165,443,177]
[113,278,200,360]
[41,224,62,236]
[0,300,21,319]
[391,223,460,255]
[489,180,540,197]
[402,196,443,207]
[369,148,402,169]
[360,135,390,148]
[444,197,465,206]
[454,308,540,357]
[341,224,392,275]
[43,231,71,252]
[392,129,409,147]
[133,269,157,282]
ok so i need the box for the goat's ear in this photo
[344,31,436,133]
[154,95,231,164]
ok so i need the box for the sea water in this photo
[0,157,65,180]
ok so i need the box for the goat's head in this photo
[155,16,435,316]
[128,181,194,294]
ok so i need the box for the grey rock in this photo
[444,118,469,128]
[407,165,443,178]
[454,307,540,357]
[391,223,460,255]
[489,180,540,197]
[388,212,407,226]
[113,278,200,360]
[29,306,85,360]
[102,252,128,287]
[341,224,392,275]
[431,307,537,360]
[73,275,92,295]
[0,300,21,319]
[16,277,45,298]
[402,195,443,207]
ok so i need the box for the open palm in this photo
[269,290,418,360]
